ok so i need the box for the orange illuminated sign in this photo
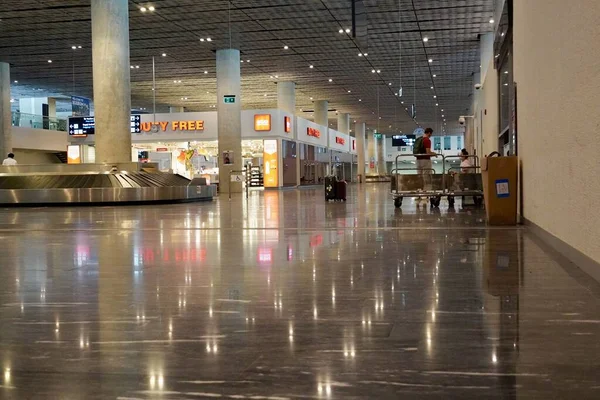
[263,139,278,187]
[284,116,291,133]
[140,121,204,132]
[335,137,346,145]
[67,145,81,164]
[254,114,272,131]
[307,127,321,138]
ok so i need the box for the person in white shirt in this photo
[459,149,473,173]
[2,153,17,166]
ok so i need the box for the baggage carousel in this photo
[0,163,216,206]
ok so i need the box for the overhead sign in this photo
[254,114,272,131]
[71,96,91,117]
[223,95,236,104]
[284,116,292,133]
[68,116,95,136]
[140,120,204,132]
[335,137,346,145]
[373,133,383,139]
[307,127,321,138]
[69,115,141,136]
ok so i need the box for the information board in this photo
[68,115,142,136]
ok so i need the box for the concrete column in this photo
[313,100,328,126]
[377,135,387,175]
[47,97,57,118]
[367,132,377,175]
[216,48,242,194]
[355,122,366,182]
[169,106,184,113]
[0,62,11,158]
[337,113,350,134]
[277,81,296,114]
[91,0,132,164]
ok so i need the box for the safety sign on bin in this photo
[495,179,510,198]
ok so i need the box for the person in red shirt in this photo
[416,127,436,175]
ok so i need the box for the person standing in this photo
[2,153,17,166]
[413,128,436,197]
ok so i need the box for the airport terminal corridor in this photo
[0,185,598,399]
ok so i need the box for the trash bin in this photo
[481,153,518,225]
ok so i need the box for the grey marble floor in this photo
[0,185,598,399]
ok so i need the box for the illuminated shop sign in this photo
[254,114,272,131]
[335,137,346,145]
[263,139,278,188]
[307,127,321,138]
[140,120,205,132]
[284,116,292,133]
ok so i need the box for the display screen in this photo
[68,115,142,136]
[392,134,416,147]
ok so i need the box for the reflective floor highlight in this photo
[0,185,598,399]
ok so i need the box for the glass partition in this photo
[11,112,67,132]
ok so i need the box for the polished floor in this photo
[0,185,599,399]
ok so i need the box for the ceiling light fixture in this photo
[14,80,18,83]
[428,59,433,63]
[328,78,333,82]
[283,45,289,50]
[389,82,392,86]
[433,74,437,77]
[270,75,274,79]
[135,65,139,69]
[247,60,250,62]
[371,69,376,73]
[436,103,439,106]
[501,32,505,37]
[364,53,368,56]
[204,70,208,74]
[275,75,279,78]
[377,69,381,73]
[162,53,167,57]
[148,6,155,11]
[359,99,362,102]
[71,45,77,50]
[200,38,205,42]
[140,6,147,12]
[423,37,429,42]
[431,86,434,89]
[206,38,212,42]
[433,95,437,98]
[310,97,313,100]
[339,29,344,34]
[47,60,52,63]
[309,65,314,69]
[358,53,363,57]
[489,18,495,24]
[345,28,351,33]
[347,90,351,93]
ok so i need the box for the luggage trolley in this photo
[444,155,484,208]
[391,154,446,208]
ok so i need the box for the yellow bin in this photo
[481,155,518,226]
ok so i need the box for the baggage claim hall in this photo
[0,1,599,399]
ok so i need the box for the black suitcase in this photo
[324,176,337,201]
[336,180,347,201]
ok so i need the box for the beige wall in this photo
[13,149,61,164]
[514,0,600,262]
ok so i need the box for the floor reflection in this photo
[0,185,598,399]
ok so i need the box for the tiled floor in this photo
[0,185,598,399]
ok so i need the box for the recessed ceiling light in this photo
[328,78,333,82]
[135,65,139,68]
[148,6,155,11]
[310,97,313,100]
[441,109,444,111]
[501,32,505,37]
[358,53,363,57]
[377,69,381,73]
[240,60,244,63]
[71,45,77,50]
[433,95,437,98]
[395,93,398,96]
[389,82,392,86]
[162,53,167,57]
[371,69,376,73]
[345,28,351,33]
[338,29,344,34]
[504,70,509,74]
[264,94,267,97]
[204,70,208,74]
[364,53,368,56]
[489,18,495,24]
[78,45,82,49]
[433,74,437,77]
[206,38,212,42]
[130,65,134,69]
[309,65,314,69]
[359,99,362,102]
[430,86,434,89]
[428,59,433,63]
[140,6,147,12]
[347,90,351,93]
[275,75,279,78]
[401,101,404,104]
[14,80,18,83]
[442,115,445,117]
[423,37,429,42]
[270,75,274,79]
[283,45,289,50]
[436,103,439,106]
[247,60,250,62]
[47,60,52,63]
[200,38,205,42]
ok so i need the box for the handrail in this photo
[11,111,68,132]
[394,153,446,175]
[443,155,480,174]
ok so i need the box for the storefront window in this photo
[434,137,441,151]
[456,136,463,150]
[282,140,297,187]
[444,136,451,150]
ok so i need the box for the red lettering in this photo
[307,127,321,138]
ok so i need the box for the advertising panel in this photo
[71,96,91,117]
[263,139,278,187]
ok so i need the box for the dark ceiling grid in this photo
[0,0,494,134]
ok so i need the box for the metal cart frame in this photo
[444,155,484,208]
[390,154,447,208]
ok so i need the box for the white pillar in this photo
[377,135,387,175]
[355,122,366,182]
[216,48,242,194]
[91,0,132,164]
[169,106,184,113]
[337,113,350,134]
[367,132,377,175]
[313,100,328,126]
[0,62,11,158]
[277,81,295,114]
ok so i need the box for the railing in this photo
[11,112,68,132]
